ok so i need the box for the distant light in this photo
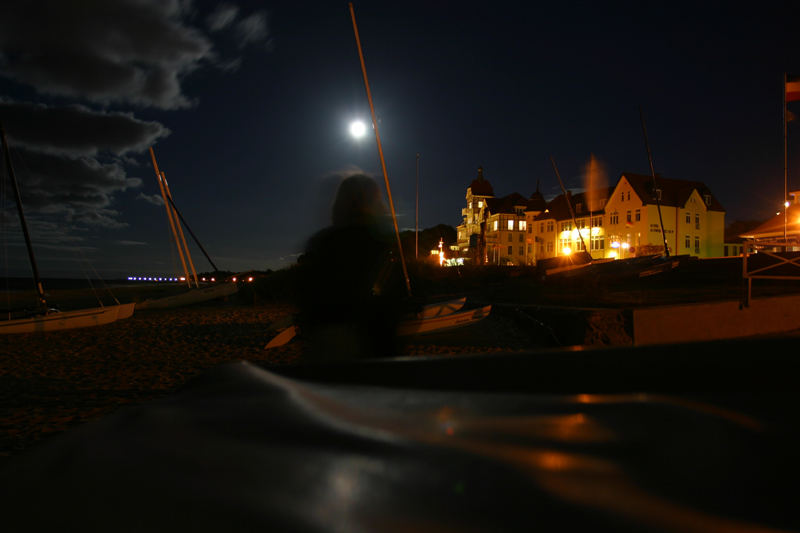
[232,276,237,282]
[180,277,186,281]
[609,251,617,259]
[349,120,367,138]
[785,201,791,208]
[210,277,216,282]
[247,276,254,282]
[611,241,620,249]
[621,242,630,249]
[562,247,572,255]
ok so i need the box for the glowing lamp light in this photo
[349,120,367,138]
[611,241,620,249]
[562,247,572,255]
[210,277,215,282]
[180,277,186,281]
[621,242,630,249]
[785,201,791,208]
[247,276,254,282]
[609,251,617,259]
[591,227,600,236]
[232,277,237,282]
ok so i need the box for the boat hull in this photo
[0,303,135,334]
[397,305,492,337]
[136,283,238,310]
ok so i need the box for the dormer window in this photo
[704,194,711,206]
[655,189,662,201]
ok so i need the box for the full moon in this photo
[349,120,367,138]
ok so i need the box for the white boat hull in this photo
[397,305,492,337]
[0,302,135,334]
[136,283,238,310]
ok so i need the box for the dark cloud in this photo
[0,0,272,109]
[6,148,139,228]
[137,192,165,206]
[207,3,239,32]
[235,12,269,49]
[0,0,211,109]
[0,99,170,157]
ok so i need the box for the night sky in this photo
[1,1,798,278]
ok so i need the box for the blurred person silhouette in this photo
[295,174,406,360]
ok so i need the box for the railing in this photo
[741,239,800,307]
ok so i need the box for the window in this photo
[539,222,544,233]
[519,233,523,242]
[591,216,603,227]
[685,235,690,248]
[610,212,619,224]
[576,203,583,213]
[478,201,483,208]
[655,189,662,201]
[546,221,554,232]
[591,235,605,250]
[546,242,554,252]
[518,246,524,256]
[695,214,700,229]
[626,211,632,223]
[576,218,586,229]
[576,239,585,251]
[493,220,498,231]
[527,225,532,233]
[685,212,691,224]
[621,192,624,201]
[519,220,527,231]
[508,219,514,231]
[560,222,571,232]
[627,191,630,201]
[508,246,513,255]
[508,233,513,242]
[704,195,711,206]
[635,209,640,222]
[527,244,532,253]
[694,236,700,254]
[469,201,473,209]
[724,245,729,256]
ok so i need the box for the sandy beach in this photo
[0,288,543,462]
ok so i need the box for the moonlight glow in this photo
[349,120,367,138]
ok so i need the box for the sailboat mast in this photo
[415,153,420,260]
[783,72,788,243]
[0,123,47,310]
[639,106,670,257]
[149,148,193,288]
[550,156,588,256]
[349,2,412,297]
[161,171,199,286]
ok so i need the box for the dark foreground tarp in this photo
[2,339,800,532]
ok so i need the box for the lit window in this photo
[508,219,514,231]
[493,220,498,231]
[478,201,483,208]
[519,220,527,231]
[591,235,605,250]
[610,212,619,224]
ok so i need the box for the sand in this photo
[0,295,545,462]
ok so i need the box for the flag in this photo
[787,74,800,102]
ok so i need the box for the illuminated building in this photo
[458,168,726,265]
[456,167,547,265]
[533,173,725,260]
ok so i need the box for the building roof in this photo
[468,166,494,197]
[526,189,547,212]
[739,204,800,240]
[621,172,726,212]
[485,192,528,215]
[533,187,615,221]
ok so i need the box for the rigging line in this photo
[76,250,103,308]
[164,193,220,273]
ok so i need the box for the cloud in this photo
[0,1,273,109]
[0,100,170,157]
[137,193,165,206]
[0,0,211,109]
[116,240,148,246]
[235,12,269,48]
[207,3,239,32]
